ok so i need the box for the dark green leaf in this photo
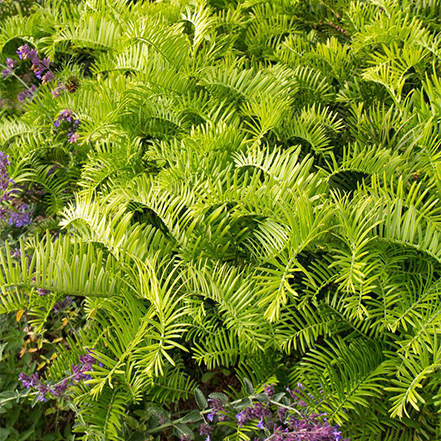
[173,423,194,440]
[201,372,216,383]
[243,378,254,395]
[208,392,229,404]
[181,410,203,423]
[232,397,252,410]
[194,388,208,410]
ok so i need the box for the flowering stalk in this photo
[0,61,28,88]
[1,45,59,108]
[1,58,16,78]
[147,381,349,441]
[54,109,80,144]
[19,349,96,402]
[0,151,32,227]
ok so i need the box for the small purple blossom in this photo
[264,383,276,398]
[334,425,342,441]
[236,407,253,427]
[2,58,16,78]
[277,406,287,421]
[54,109,73,126]
[287,383,308,407]
[18,350,98,402]
[68,132,79,144]
[53,296,72,312]
[199,423,212,436]
[17,85,36,102]
[51,379,69,397]
[31,57,53,82]
[15,45,54,85]
[52,84,64,98]
[72,349,96,383]
[6,58,17,69]
[10,248,21,259]
[0,156,11,170]
[207,397,227,422]
[19,372,48,401]
[19,372,39,389]
[8,205,31,227]
[207,411,215,422]
[17,45,38,62]
[47,164,60,176]
[0,155,33,227]
[54,110,80,143]
[41,70,54,84]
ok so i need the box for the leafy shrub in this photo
[1,0,441,440]
[146,380,349,440]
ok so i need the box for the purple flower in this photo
[53,296,72,312]
[19,372,42,393]
[54,110,80,143]
[199,423,212,436]
[0,152,11,168]
[10,248,21,259]
[72,349,96,383]
[36,383,50,401]
[41,70,55,84]
[19,350,98,402]
[37,288,49,296]
[31,58,52,80]
[47,164,60,176]
[277,407,287,422]
[16,45,55,83]
[250,402,271,420]
[18,373,33,389]
[17,85,36,102]
[264,383,275,398]
[2,58,17,78]
[207,397,227,422]
[8,210,31,227]
[6,58,16,69]
[51,379,69,397]
[257,417,265,430]
[207,412,215,422]
[236,407,254,427]
[68,133,79,144]
[287,384,308,407]
[52,84,64,98]
[60,109,73,119]
[16,45,38,62]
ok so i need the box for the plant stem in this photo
[0,63,32,90]
[146,395,308,436]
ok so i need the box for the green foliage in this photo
[2,0,441,439]
[0,315,73,441]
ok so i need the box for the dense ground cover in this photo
[1,0,441,439]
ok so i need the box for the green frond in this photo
[74,385,127,441]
